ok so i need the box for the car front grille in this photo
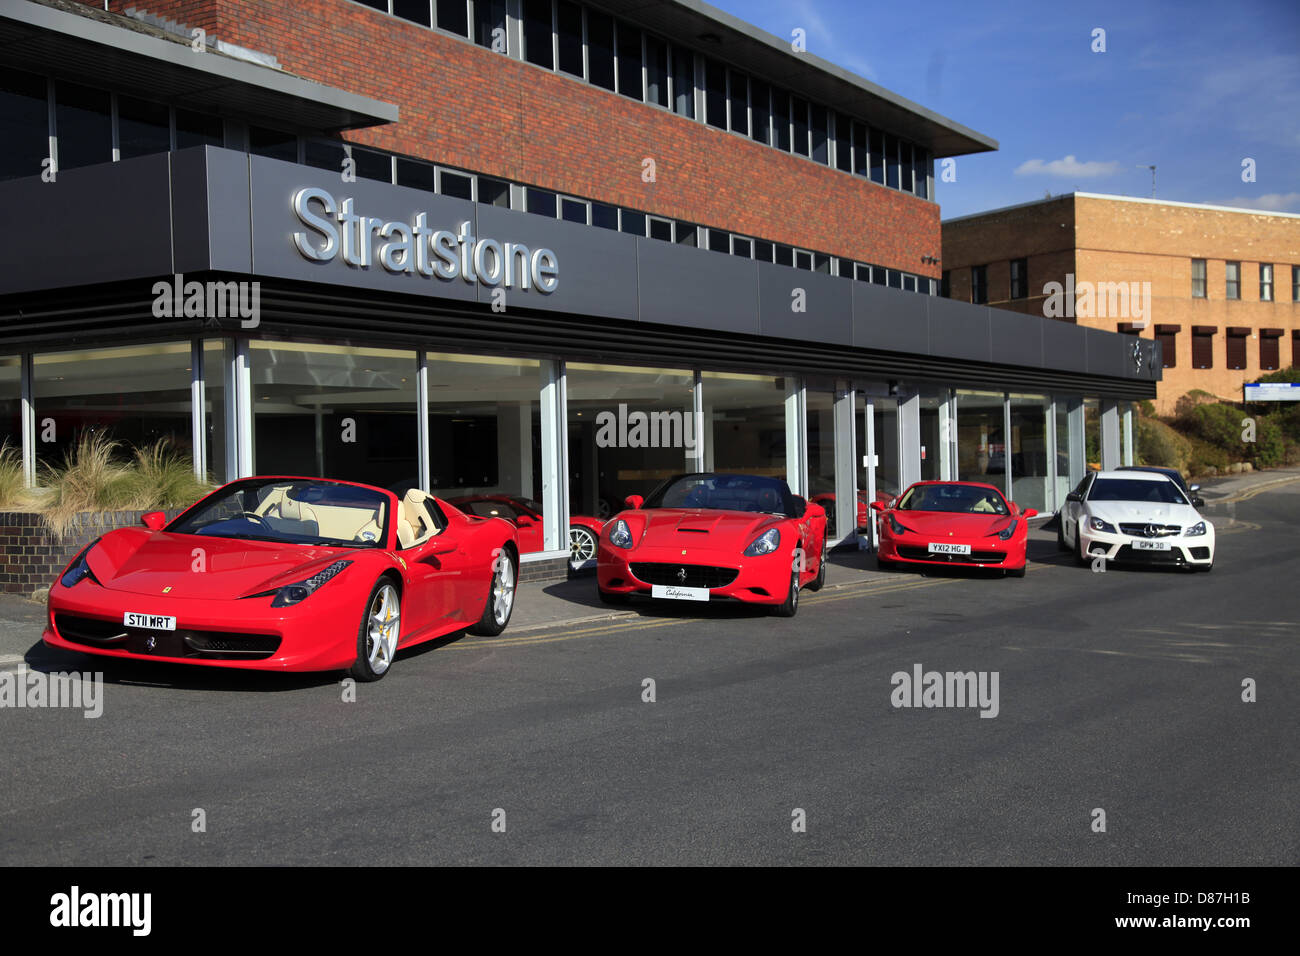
[896,546,1007,564]
[629,563,739,588]
[55,613,281,660]
[1114,545,1185,565]
[1119,523,1181,537]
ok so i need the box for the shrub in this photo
[1134,416,1190,473]
[0,440,29,510]
[1185,437,1229,477]
[124,439,211,510]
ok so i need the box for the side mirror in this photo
[1065,491,1081,502]
[141,510,166,531]
[624,495,644,511]
[870,501,886,513]
[1022,508,1038,519]
[514,514,536,526]
[1193,497,1205,508]
[1188,484,1201,493]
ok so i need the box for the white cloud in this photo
[1214,192,1300,213]
[1014,155,1122,177]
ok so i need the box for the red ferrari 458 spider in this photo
[597,472,828,616]
[44,476,519,680]
[447,494,606,567]
[871,480,1037,577]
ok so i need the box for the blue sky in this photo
[712,0,1300,219]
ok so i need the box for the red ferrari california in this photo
[44,476,519,681]
[872,481,1036,577]
[597,472,828,616]
[448,494,606,567]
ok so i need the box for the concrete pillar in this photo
[1100,399,1121,471]
[833,387,856,540]
[538,360,566,554]
[1122,404,1135,466]
[898,391,921,488]
[784,377,806,497]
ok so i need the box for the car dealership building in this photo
[0,0,1159,576]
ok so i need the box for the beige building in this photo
[942,193,1300,413]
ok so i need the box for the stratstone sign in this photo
[290,186,559,293]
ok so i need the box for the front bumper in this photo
[42,580,363,672]
[597,543,791,605]
[1078,527,1215,567]
[879,534,1025,570]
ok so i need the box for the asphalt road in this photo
[2,484,1296,866]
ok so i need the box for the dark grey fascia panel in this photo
[987,307,1046,371]
[0,0,398,132]
[1042,318,1089,374]
[637,239,759,335]
[851,282,928,355]
[474,206,639,321]
[758,265,852,345]
[0,152,174,295]
[928,296,991,364]
[1084,325,1129,378]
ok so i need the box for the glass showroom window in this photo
[870,396,901,500]
[0,355,20,456]
[55,80,111,171]
[955,390,1006,491]
[202,339,230,485]
[701,372,787,480]
[1084,397,1101,469]
[425,353,546,551]
[805,389,836,508]
[919,390,952,481]
[0,67,48,182]
[567,363,696,519]
[116,95,169,159]
[1054,397,1082,508]
[1008,394,1050,513]
[33,343,195,474]
[249,342,417,491]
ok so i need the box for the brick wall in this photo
[0,510,178,595]
[79,0,939,279]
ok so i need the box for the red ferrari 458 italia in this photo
[597,472,828,616]
[448,494,606,567]
[44,476,520,680]
[871,480,1036,577]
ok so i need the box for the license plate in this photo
[124,612,176,630]
[1132,539,1171,551]
[928,542,971,555]
[651,585,709,602]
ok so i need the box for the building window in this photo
[556,1,583,77]
[560,196,587,224]
[833,113,852,172]
[526,187,557,217]
[394,0,431,28]
[851,122,868,178]
[56,81,112,170]
[248,125,296,163]
[755,240,774,262]
[1225,261,1240,300]
[1226,329,1248,370]
[586,10,615,91]
[727,70,748,136]
[675,221,696,247]
[971,265,988,304]
[774,244,793,267]
[436,0,469,37]
[1010,258,1028,299]
[619,209,645,236]
[1260,263,1273,302]
[439,168,473,199]
[707,229,729,254]
[915,149,929,199]
[117,95,170,159]
[869,128,885,184]
[1192,329,1215,369]
[645,35,669,107]
[1191,258,1206,298]
[1260,330,1282,370]
[1294,331,1300,367]
[771,89,790,151]
[671,46,694,117]
[1294,266,1300,303]
[175,108,222,149]
[591,202,618,230]
[791,97,809,157]
[478,177,510,207]
[749,78,771,145]
[731,235,752,258]
[856,263,873,283]
[887,270,901,289]
[704,59,726,129]
[940,270,950,298]
[522,0,553,68]
[1155,325,1178,369]
[474,0,508,51]
[814,253,832,274]
[394,155,436,190]
[648,216,672,241]
[616,22,643,100]
[885,133,900,188]
[899,141,913,192]
[810,104,828,164]
[794,249,814,271]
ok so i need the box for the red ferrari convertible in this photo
[597,472,828,616]
[871,480,1036,577]
[44,476,519,680]
[448,494,606,567]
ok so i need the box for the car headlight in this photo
[997,520,1018,541]
[744,527,781,556]
[1088,517,1116,534]
[1185,521,1207,537]
[270,559,352,608]
[886,514,906,536]
[59,542,100,588]
[609,519,633,549]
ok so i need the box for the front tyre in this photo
[348,578,401,682]
[469,549,517,636]
[772,568,799,617]
[569,525,598,569]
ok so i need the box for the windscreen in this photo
[896,484,1009,515]
[1087,478,1188,505]
[646,474,796,516]
[168,479,390,547]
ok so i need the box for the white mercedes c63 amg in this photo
[1058,470,1215,572]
